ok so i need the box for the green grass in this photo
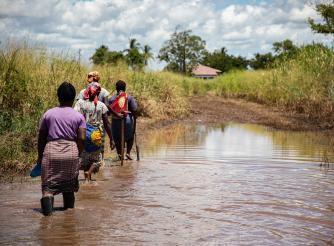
[187,44,334,120]
[0,41,191,176]
[1,40,333,177]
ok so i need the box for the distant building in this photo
[192,64,221,79]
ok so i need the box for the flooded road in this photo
[1,123,334,245]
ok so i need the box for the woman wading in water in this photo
[109,80,137,161]
[38,82,86,216]
[74,82,113,182]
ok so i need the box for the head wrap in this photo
[84,82,101,106]
[92,71,99,77]
[88,71,95,77]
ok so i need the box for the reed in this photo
[267,44,334,119]
[199,44,334,122]
[0,41,189,176]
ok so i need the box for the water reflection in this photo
[144,123,334,165]
[0,123,334,245]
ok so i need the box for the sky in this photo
[0,0,332,70]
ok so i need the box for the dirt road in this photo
[140,96,333,132]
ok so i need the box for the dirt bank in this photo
[139,96,334,132]
[188,96,334,131]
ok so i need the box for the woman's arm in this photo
[37,129,48,163]
[102,113,115,149]
[129,96,138,118]
[102,113,112,140]
[77,128,86,155]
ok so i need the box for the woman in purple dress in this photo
[38,82,86,216]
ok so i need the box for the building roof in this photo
[192,64,221,76]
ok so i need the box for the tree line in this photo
[90,1,333,74]
[90,39,154,70]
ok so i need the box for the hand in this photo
[117,112,125,118]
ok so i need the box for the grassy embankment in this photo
[181,44,334,124]
[0,42,190,178]
[1,42,333,177]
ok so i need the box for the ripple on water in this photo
[1,123,334,245]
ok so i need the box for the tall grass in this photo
[267,44,334,118]
[193,44,334,122]
[1,40,333,177]
[0,41,87,177]
[0,41,190,176]
[95,68,190,119]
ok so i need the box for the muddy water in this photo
[1,123,334,245]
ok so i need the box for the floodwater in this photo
[1,123,334,245]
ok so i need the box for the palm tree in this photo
[143,45,154,66]
[124,38,143,70]
[129,38,140,50]
[124,38,140,53]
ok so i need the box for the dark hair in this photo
[57,81,76,102]
[116,80,126,92]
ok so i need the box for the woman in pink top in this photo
[38,82,86,216]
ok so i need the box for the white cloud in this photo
[289,5,316,22]
[0,0,330,70]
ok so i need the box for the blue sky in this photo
[0,0,332,70]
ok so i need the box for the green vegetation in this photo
[202,47,248,73]
[90,39,153,70]
[158,29,207,74]
[1,0,334,178]
[308,1,334,35]
[184,44,334,121]
[0,41,188,177]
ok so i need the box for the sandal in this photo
[126,153,133,160]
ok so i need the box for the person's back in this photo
[77,87,109,103]
[76,71,110,104]
[41,106,85,141]
[38,81,86,216]
[109,80,137,160]
[74,99,107,126]
[74,82,112,182]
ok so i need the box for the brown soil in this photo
[187,96,315,130]
[139,96,334,132]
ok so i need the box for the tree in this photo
[249,52,275,70]
[201,47,248,73]
[272,39,298,59]
[273,39,298,55]
[90,45,109,65]
[124,38,144,70]
[158,29,206,74]
[143,45,154,66]
[106,51,124,65]
[90,39,151,69]
[126,48,144,70]
[231,55,249,70]
[308,1,334,35]
[202,47,228,72]
[91,45,126,65]
[129,38,140,50]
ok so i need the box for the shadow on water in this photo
[1,123,334,245]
